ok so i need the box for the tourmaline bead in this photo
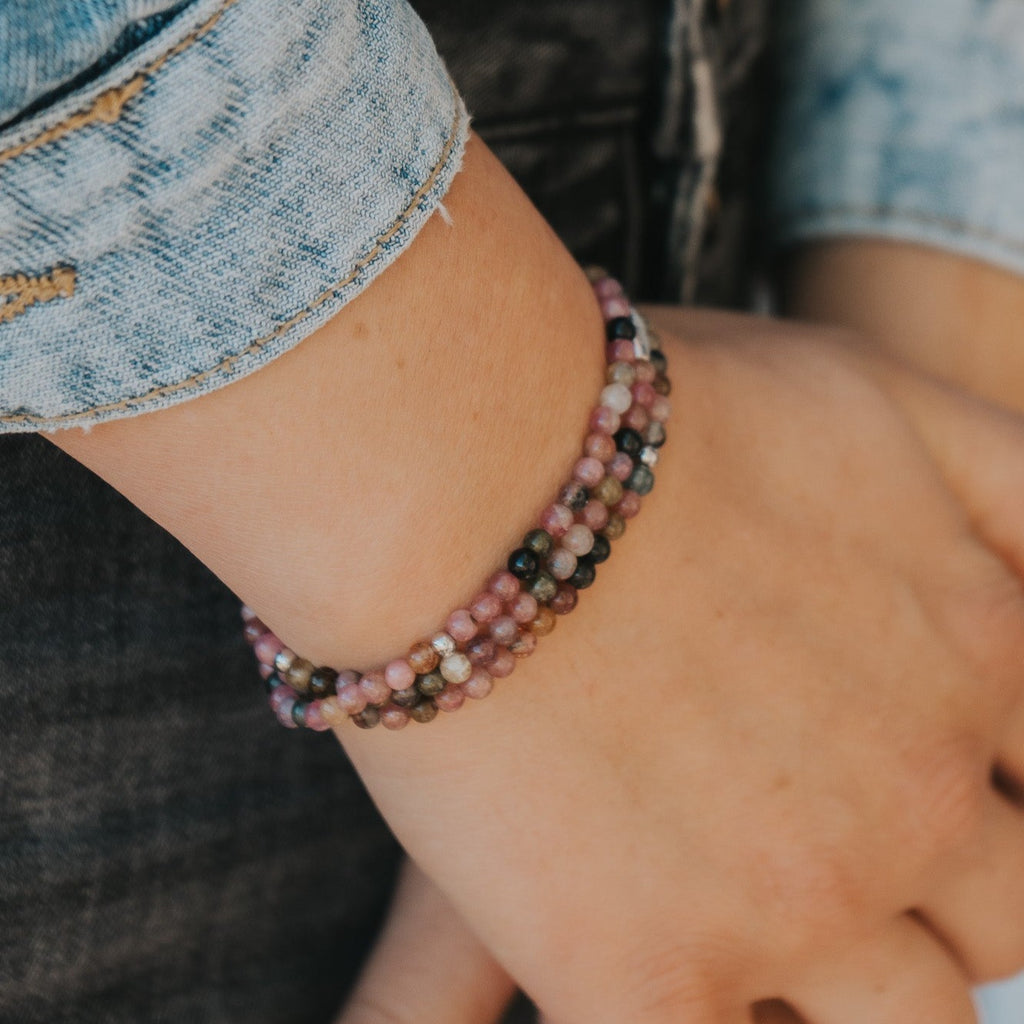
[608,452,634,482]
[258,663,275,681]
[466,637,496,665]
[291,701,309,728]
[489,615,519,645]
[381,707,411,731]
[336,668,361,691]
[463,666,494,700]
[559,483,589,514]
[540,503,573,538]
[584,431,616,462]
[243,620,266,644]
[440,652,473,684]
[616,490,643,518]
[269,685,294,714]
[416,671,446,696]
[632,381,657,408]
[606,316,637,341]
[487,647,516,678]
[563,523,595,556]
[352,706,381,729]
[550,584,578,615]
[337,682,368,715]
[530,606,557,637]
[589,405,621,435]
[640,446,659,467]
[602,296,631,319]
[359,670,391,706]
[509,591,539,624]
[274,648,297,676]
[385,658,416,691]
[240,604,259,623]
[650,395,671,422]
[593,274,622,298]
[275,699,299,729]
[653,374,672,396]
[634,360,656,384]
[547,547,578,581]
[527,572,558,603]
[430,631,457,658]
[609,339,636,363]
[285,659,315,694]
[488,570,522,600]
[573,456,605,488]
[568,557,597,590]
[644,421,666,447]
[254,633,283,667]
[592,474,624,507]
[320,697,349,726]
[606,360,637,387]
[408,640,439,674]
[589,533,612,564]
[435,684,466,713]
[614,427,643,456]
[625,464,655,496]
[651,349,668,374]
[308,666,339,700]
[469,592,502,624]
[390,686,421,708]
[600,383,633,414]
[448,608,479,641]
[410,701,439,724]
[603,513,626,540]
[304,702,330,732]
[508,547,540,579]
[622,404,649,432]
[521,530,553,559]
[509,629,538,658]
[580,499,610,531]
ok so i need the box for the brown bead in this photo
[242,621,265,644]
[416,671,445,696]
[390,686,421,708]
[409,700,439,724]
[653,374,672,396]
[352,706,381,729]
[592,475,624,507]
[549,584,578,616]
[530,606,557,637]
[285,659,315,694]
[308,667,338,699]
[603,514,626,541]
[408,640,439,674]
[467,637,496,665]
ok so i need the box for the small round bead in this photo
[409,701,439,724]
[651,349,668,374]
[558,481,590,512]
[580,499,610,531]
[408,641,440,674]
[447,608,479,642]
[592,474,624,507]
[274,648,297,676]
[589,405,621,435]
[527,572,558,603]
[509,629,538,658]
[625,464,655,497]
[240,604,260,623]
[603,513,627,540]
[253,633,283,667]
[573,456,605,488]
[547,546,578,581]
[359,670,391,706]
[606,360,637,387]
[430,631,457,658]
[521,530,554,559]
[614,427,644,456]
[487,647,516,678]
[304,702,331,732]
[489,615,519,645]
[650,395,671,422]
[634,360,656,384]
[336,668,361,691]
[488,570,522,600]
[622,404,650,432]
[463,667,494,700]
[258,663,275,681]
[290,701,309,729]
[632,381,657,408]
[608,452,634,482]
[509,591,539,624]
[616,490,643,518]
[540,503,573,538]
[589,533,612,564]
[644,421,667,448]
[609,338,637,362]
[606,316,637,341]
[440,652,473,684]
[242,620,266,644]
[600,383,633,415]
[640,446,659,466]
[508,547,540,579]
[563,524,595,556]
[390,686,421,708]
[416,671,446,696]
[549,584,578,615]
[285,659,315,694]
[275,700,299,729]
[468,592,502,624]
[653,374,672,396]
[336,682,368,715]
[352,706,381,730]
[381,707,411,731]
[466,637,496,665]
[435,684,466,713]
[593,275,623,298]
[319,697,349,727]
[584,431,616,462]
[384,658,416,692]
[269,685,294,714]
[568,557,597,590]
[308,666,339,700]
[530,606,557,637]
[602,296,631,319]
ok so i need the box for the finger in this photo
[919,794,1024,982]
[337,859,516,1024]
[783,915,976,1024]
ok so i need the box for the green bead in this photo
[523,528,554,557]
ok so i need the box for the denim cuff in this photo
[768,0,1024,277]
[0,0,468,432]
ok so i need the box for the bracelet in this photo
[241,270,670,732]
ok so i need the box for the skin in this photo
[51,139,1024,1023]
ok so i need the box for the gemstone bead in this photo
[463,667,494,700]
[290,701,309,729]
[308,666,339,700]
[563,524,595,556]
[253,634,282,666]
[487,647,516,678]
[304,702,331,732]
[622,404,649,432]
[603,513,626,540]
[359,670,391,706]
[440,652,473,684]
[632,381,657,408]
[489,615,519,645]
[416,671,446,696]
[337,682,368,715]
[644,421,666,448]
[243,621,265,644]
[488,570,522,600]
[558,481,589,511]
[468,593,502,624]
[385,658,416,691]
[573,456,605,488]
[549,584,578,615]
[319,697,349,726]
[448,608,479,641]
[584,431,616,462]
[580,499,610,531]
[529,606,557,637]
[600,383,633,414]
[540,503,573,538]
[606,360,637,387]
[650,395,671,422]
[640,446,659,467]
[509,630,538,658]
[547,547,578,581]
[258,663,275,681]
[527,572,558,603]
[651,349,668,374]
[568,557,597,590]
[616,490,642,518]
[625,464,655,496]
[593,274,622,297]
[589,405,621,435]
[508,547,540,579]
[606,316,636,341]
[352,707,381,729]
[589,533,612,564]
[285,659,315,694]
[408,641,440,674]
[592,475,624,507]
[274,649,297,676]
[608,452,634,482]
[435,685,466,713]
[602,296,631,319]
[509,591,539,624]
[634,360,656,384]
[653,374,672,396]
[390,686,421,708]
[269,685,294,714]
[614,427,643,456]
[466,637,496,665]
[381,707,411,731]
[409,701,439,724]
[430,631,457,658]
[609,339,636,362]
[240,605,259,623]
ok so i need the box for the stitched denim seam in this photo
[0,86,463,427]
[0,267,76,324]
[0,0,238,168]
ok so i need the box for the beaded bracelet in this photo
[241,270,670,732]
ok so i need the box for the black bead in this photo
[416,671,445,697]
[589,533,611,564]
[522,528,554,557]
[606,316,636,341]
[650,349,668,374]
[614,427,643,456]
[390,686,421,708]
[568,557,597,590]
[308,666,338,699]
[291,701,309,728]
[559,481,589,511]
[508,547,540,579]
[625,464,655,496]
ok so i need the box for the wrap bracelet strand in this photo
[241,270,670,732]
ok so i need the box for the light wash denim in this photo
[0,0,467,432]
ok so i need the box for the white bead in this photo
[430,631,456,658]
[600,382,632,414]
[640,446,659,466]
[274,649,296,674]
[439,652,472,684]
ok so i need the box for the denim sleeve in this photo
[0,0,468,432]
[768,0,1024,276]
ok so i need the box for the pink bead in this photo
[589,405,621,435]
[253,633,284,667]
[573,456,605,488]
[608,452,634,481]
[594,277,623,300]
[540,503,573,538]
[466,637,496,665]
[435,684,466,713]
[509,591,538,624]
[487,647,516,678]
[336,668,361,691]
[489,615,519,645]
[600,382,633,414]
[563,523,595,556]
[304,702,330,732]
[602,296,631,318]
[580,499,610,531]
[240,605,259,623]
[359,670,391,706]
[509,629,538,658]
[275,698,298,728]
[547,547,578,581]
[616,490,642,518]
[381,707,411,731]
[269,686,293,713]
[634,360,656,384]
[384,658,416,691]
[632,381,657,408]
[610,339,636,362]
[464,667,494,700]
[447,608,478,642]
[488,570,521,602]
[622,404,649,432]
[584,431,616,462]
[468,592,502,624]
[650,395,671,422]
[337,682,368,714]
[258,663,275,680]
